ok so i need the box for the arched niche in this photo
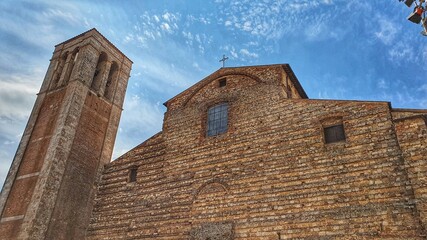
[50,51,68,90]
[194,181,229,199]
[60,47,79,86]
[191,180,231,223]
[91,52,108,92]
[104,61,119,100]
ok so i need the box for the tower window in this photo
[128,167,138,183]
[324,124,346,143]
[207,103,228,137]
[219,78,227,87]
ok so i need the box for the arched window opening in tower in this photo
[91,52,108,92]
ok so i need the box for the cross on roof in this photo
[219,55,229,68]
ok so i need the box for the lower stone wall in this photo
[87,95,426,239]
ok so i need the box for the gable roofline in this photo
[392,108,427,113]
[110,131,163,165]
[55,28,133,63]
[163,64,308,107]
[281,64,308,99]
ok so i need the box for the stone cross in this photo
[219,55,229,68]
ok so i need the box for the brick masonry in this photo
[86,65,427,239]
[0,29,132,239]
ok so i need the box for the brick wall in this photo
[0,29,132,240]
[0,90,64,239]
[394,114,427,235]
[87,65,425,239]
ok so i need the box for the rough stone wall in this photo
[392,109,427,120]
[87,66,426,239]
[394,115,427,233]
[86,133,166,239]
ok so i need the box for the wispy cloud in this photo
[217,0,340,41]
[388,41,415,64]
[240,48,258,58]
[374,18,400,45]
[0,1,84,50]
[377,78,388,89]
[124,11,181,47]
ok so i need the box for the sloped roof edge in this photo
[163,64,308,106]
[55,28,132,63]
[281,64,308,99]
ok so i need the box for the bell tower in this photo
[0,29,132,239]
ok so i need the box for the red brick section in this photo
[0,90,64,238]
[87,65,426,239]
[16,91,65,176]
[0,219,22,239]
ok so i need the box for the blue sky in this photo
[0,0,426,187]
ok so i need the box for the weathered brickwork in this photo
[393,113,427,232]
[0,29,132,240]
[87,65,427,239]
[0,89,65,238]
[45,92,112,238]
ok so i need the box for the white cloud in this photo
[161,22,172,32]
[163,12,171,22]
[240,49,258,58]
[215,0,341,41]
[375,18,399,45]
[0,147,14,193]
[377,79,388,89]
[423,46,427,70]
[41,8,80,26]
[388,41,415,63]
[0,78,40,188]
[246,41,259,46]
[304,21,327,41]
[0,81,38,119]
[123,34,134,43]
[192,62,202,71]
[199,17,210,25]
[242,21,252,31]
[230,47,239,59]
[288,2,312,11]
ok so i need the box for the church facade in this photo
[1,30,427,239]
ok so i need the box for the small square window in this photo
[324,124,346,143]
[129,168,137,182]
[219,78,226,87]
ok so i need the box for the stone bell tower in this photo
[0,29,132,239]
